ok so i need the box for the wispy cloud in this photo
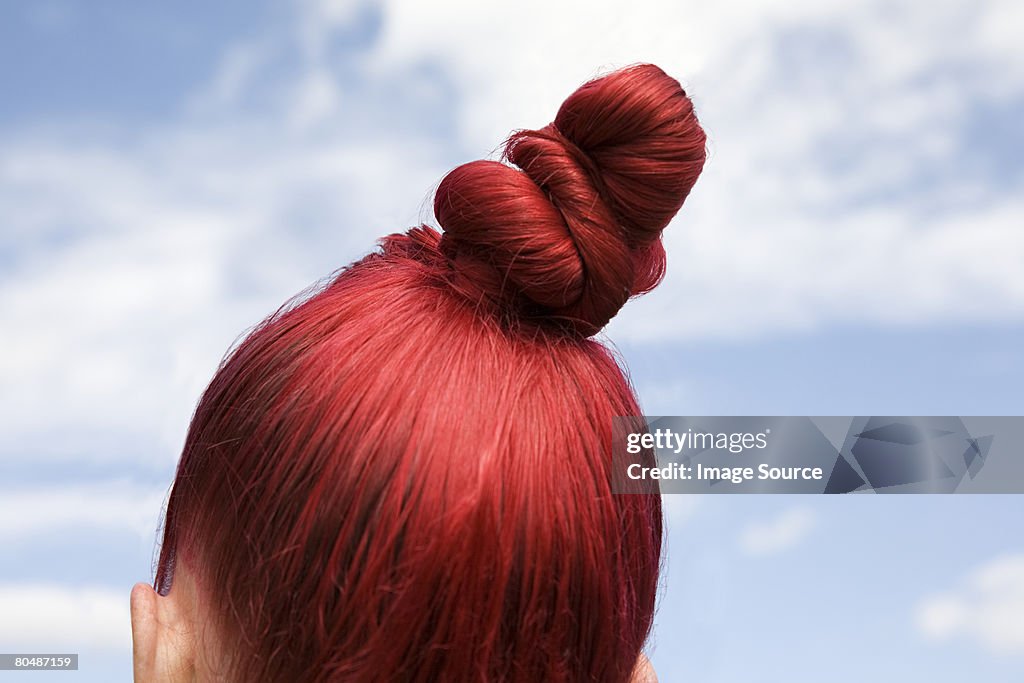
[0,481,167,541]
[737,506,816,556]
[917,553,1024,655]
[356,0,1024,342]
[0,583,128,650]
[0,62,448,465]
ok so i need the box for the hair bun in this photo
[434,63,706,337]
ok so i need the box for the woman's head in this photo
[133,63,705,682]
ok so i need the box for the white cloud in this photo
[356,0,1024,342]
[288,68,343,131]
[299,0,370,62]
[186,41,273,114]
[0,481,168,541]
[0,583,129,650]
[917,553,1024,655]
[0,106,447,465]
[737,506,816,556]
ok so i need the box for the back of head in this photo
[155,63,706,682]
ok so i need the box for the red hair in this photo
[155,63,705,682]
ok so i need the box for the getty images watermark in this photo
[612,416,1024,494]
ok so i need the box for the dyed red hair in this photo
[155,63,706,682]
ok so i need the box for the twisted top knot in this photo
[433,63,706,337]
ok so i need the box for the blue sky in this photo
[0,0,1022,681]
